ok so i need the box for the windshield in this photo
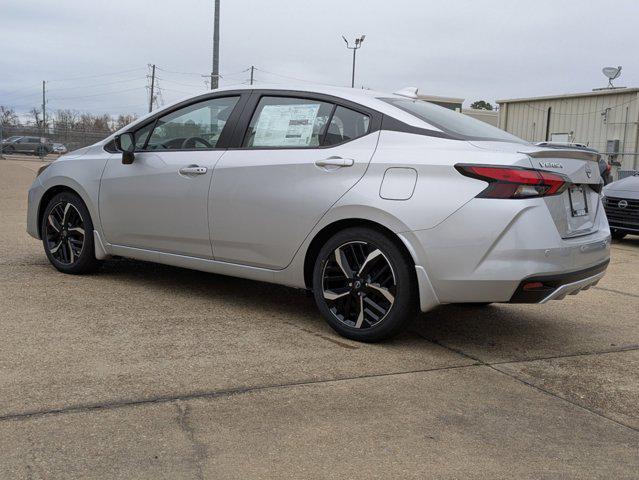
[380,97,527,143]
[4,136,22,143]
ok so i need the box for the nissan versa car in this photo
[26,85,611,341]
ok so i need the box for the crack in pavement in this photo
[1,344,638,425]
[175,402,207,480]
[592,286,639,299]
[0,363,480,423]
[414,333,639,434]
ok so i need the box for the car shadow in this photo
[95,257,565,354]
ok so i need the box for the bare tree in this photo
[0,106,19,126]
[113,114,138,131]
[54,109,80,131]
[28,108,42,127]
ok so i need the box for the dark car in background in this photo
[603,173,639,240]
[1,136,53,156]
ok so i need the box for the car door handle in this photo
[315,156,354,168]
[179,166,208,175]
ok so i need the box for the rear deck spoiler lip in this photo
[521,149,600,162]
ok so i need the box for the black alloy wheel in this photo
[42,191,100,274]
[313,227,416,342]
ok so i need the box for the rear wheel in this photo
[41,191,100,274]
[312,227,416,342]
[611,229,627,241]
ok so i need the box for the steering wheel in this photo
[180,136,213,149]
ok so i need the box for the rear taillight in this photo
[455,164,569,199]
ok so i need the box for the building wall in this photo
[463,108,499,127]
[498,90,639,172]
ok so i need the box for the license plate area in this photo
[569,185,588,217]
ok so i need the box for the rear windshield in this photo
[380,97,527,143]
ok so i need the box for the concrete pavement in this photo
[1,158,637,479]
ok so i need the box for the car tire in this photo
[3,146,15,154]
[41,191,101,274]
[611,229,626,241]
[312,227,417,342]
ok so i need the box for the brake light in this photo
[455,164,569,199]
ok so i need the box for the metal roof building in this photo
[497,88,639,176]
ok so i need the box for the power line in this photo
[47,67,147,83]
[48,86,146,101]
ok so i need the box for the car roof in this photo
[114,84,435,137]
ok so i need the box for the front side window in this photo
[144,96,240,150]
[244,97,333,148]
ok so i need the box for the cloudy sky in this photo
[1,0,637,117]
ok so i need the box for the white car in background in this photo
[52,143,68,154]
[26,85,610,341]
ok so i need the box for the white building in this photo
[497,88,639,176]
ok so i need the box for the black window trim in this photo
[103,88,475,154]
[229,90,382,151]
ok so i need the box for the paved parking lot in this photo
[1,158,638,479]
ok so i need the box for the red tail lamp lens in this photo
[455,165,569,199]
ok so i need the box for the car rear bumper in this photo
[401,197,611,310]
[508,260,608,303]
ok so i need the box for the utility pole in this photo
[41,80,46,160]
[250,65,254,85]
[342,35,366,88]
[148,64,156,113]
[211,0,220,90]
[41,81,46,134]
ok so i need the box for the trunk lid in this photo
[470,141,603,238]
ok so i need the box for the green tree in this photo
[470,100,494,111]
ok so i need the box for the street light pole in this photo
[342,35,366,88]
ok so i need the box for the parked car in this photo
[1,136,52,156]
[0,136,24,153]
[52,143,68,154]
[603,173,639,240]
[535,141,612,184]
[26,86,611,342]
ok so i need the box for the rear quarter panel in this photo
[336,131,533,232]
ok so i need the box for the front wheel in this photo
[312,227,417,342]
[41,191,101,274]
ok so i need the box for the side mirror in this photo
[115,132,135,164]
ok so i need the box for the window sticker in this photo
[253,103,321,147]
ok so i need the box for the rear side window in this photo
[244,97,333,148]
[244,97,371,148]
[324,106,370,146]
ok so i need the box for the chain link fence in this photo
[1,124,112,154]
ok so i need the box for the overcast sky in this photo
[1,0,637,117]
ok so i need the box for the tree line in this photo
[0,105,138,133]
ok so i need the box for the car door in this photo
[99,93,246,258]
[15,137,32,153]
[209,92,381,269]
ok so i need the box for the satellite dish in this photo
[602,66,622,87]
